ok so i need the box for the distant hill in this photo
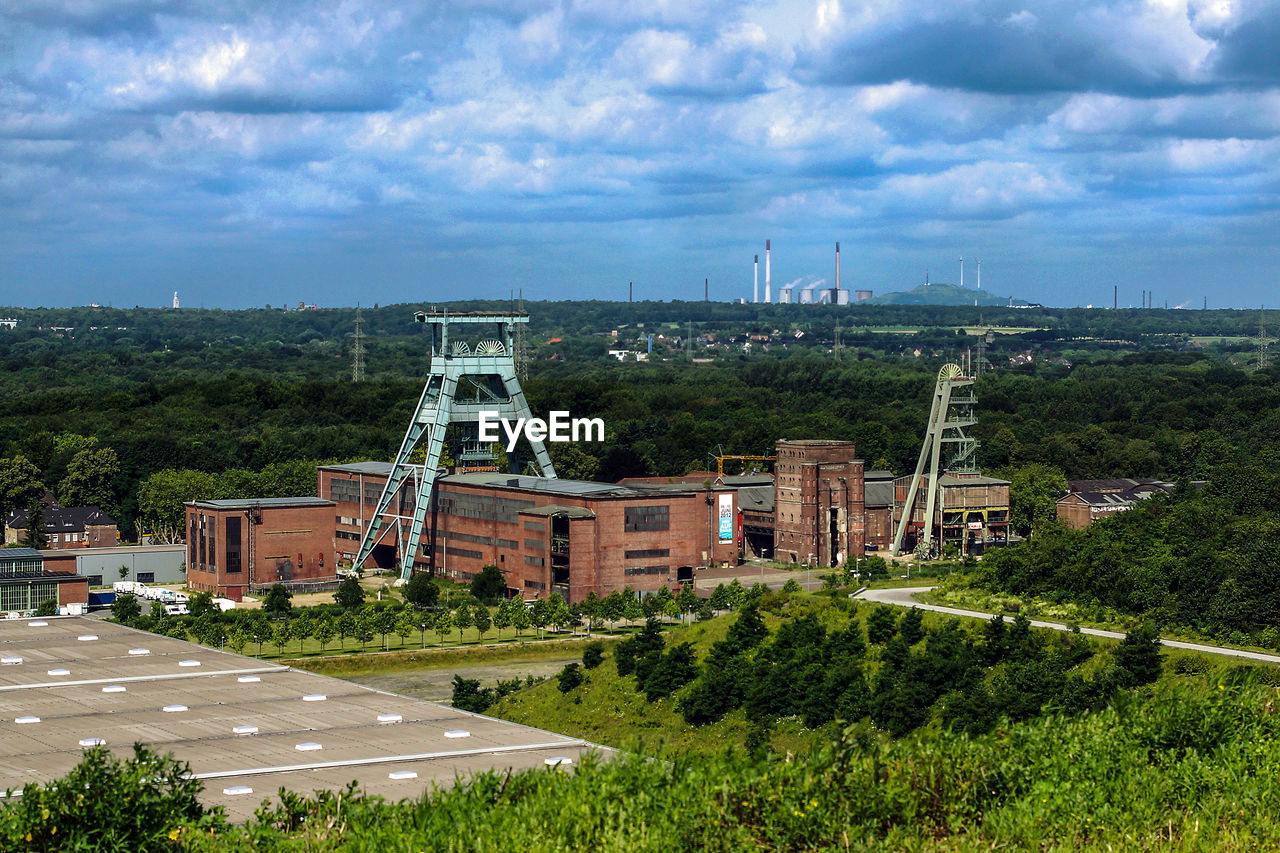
[867,282,1037,307]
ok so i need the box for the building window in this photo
[523,521,545,531]
[336,530,361,541]
[445,546,483,560]
[137,572,155,583]
[524,539,545,550]
[624,505,669,532]
[226,516,242,574]
[524,579,546,590]
[524,555,545,566]
[86,575,103,587]
[624,565,669,576]
[624,548,670,559]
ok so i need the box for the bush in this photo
[404,571,440,608]
[557,662,584,693]
[582,640,605,669]
[34,598,57,617]
[0,744,223,852]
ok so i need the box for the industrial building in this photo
[892,472,1010,554]
[0,616,596,820]
[41,544,187,587]
[184,498,338,601]
[1055,478,1175,529]
[321,463,740,602]
[0,548,89,615]
[772,440,866,566]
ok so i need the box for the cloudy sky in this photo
[2,0,1279,309]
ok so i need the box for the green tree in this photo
[642,643,698,702]
[454,604,475,643]
[433,611,454,646]
[582,640,605,669]
[136,468,217,536]
[473,606,492,642]
[395,611,417,649]
[557,662,584,693]
[313,614,337,648]
[511,602,531,638]
[622,591,643,626]
[529,598,550,639]
[370,606,397,650]
[352,612,375,651]
[867,605,897,645]
[227,628,249,655]
[0,455,44,541]
[1006,463,1068,538]
[58,446,121,511]
[111,592,141,624]
[262,583,292,615]
[709,583,731,611]
[899,608,926,645]
[404,571,439,608]
[678,584,700,622]
[782,578,802,594]
[601,590,626,631]
[548,593,571,634]
[470,564,507,604]
[187,591,216,618]
[1116,624,1163,686]
[271,621,291,655]
[22,497,49,549]
[292,612,314,653]
[492,601,512,640]
[334,575,366,609]
[336,611,356,648]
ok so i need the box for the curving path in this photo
[853,585,1280,665]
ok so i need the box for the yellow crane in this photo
[715,454,776,477]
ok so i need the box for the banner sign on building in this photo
[718,494,733,541]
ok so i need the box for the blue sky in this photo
[2,0,1278,309]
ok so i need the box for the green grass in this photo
[289,635,623,678]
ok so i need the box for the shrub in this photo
[582,640,605,669]
[557,662,584,693]
[0,744,222,852]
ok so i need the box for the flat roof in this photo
[319,461,396,476]
[519,504,597,519]
[40,544,185,558]
[0,617,599,819]
[443,473,661,499]
[187,497,335,510]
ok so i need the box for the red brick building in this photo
[318,463,739,602]
[4,505,118,549]
[184,497,337,601]
[772,439,867,566]
[892,472,1010,554]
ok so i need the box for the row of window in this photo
[439,493,536,524]
[449,531,518,549]
[624,505,669,532]
[624,547,669,559]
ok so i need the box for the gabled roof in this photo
[5,506,117,532]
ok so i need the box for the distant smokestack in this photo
[976,259,981,290]
[753,255,759,303]
[959,256,964,288]
[705,278,709,302]
[835,242,841,299]
[1114,285,1117,309]
[765,240,772,303]
[629,281,632,303]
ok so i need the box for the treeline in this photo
[584,597,1161,740]
[966,475,1280,646]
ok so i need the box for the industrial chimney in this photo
[834,242,841,303]
[753,255,759,303]
[764,239,772,303]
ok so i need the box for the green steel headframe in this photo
[352,310,558,581]
[890,363,978,558]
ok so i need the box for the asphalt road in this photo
[854,585,1280,665]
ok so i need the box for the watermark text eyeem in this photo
[478,411,605,452]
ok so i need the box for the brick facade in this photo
[184,498,337,601]
[772,439,866,566]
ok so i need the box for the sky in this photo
[2,0,1279,310]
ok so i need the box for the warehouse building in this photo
[0,548,89,616]
[1055,478,1175,530]
[892,472,1010,554]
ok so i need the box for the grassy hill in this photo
[868,282,1036,307]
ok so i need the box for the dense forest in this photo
[0,300,1276,536]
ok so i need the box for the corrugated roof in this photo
[444,473,649,498]
[865,480,895,508]
[519,505,597,519]
[737,485,774,513]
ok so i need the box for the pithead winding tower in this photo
[353,310,558,581]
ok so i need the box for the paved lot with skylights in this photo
[0,616,597,819]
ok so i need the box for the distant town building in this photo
[4,505,118,549]
[0,318,18,330]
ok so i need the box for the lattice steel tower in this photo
[891,363,978,558]
[352,306,366,382]
[353,310,557,581]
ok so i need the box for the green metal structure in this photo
[890,363,978,558]
[352,311,557,581]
